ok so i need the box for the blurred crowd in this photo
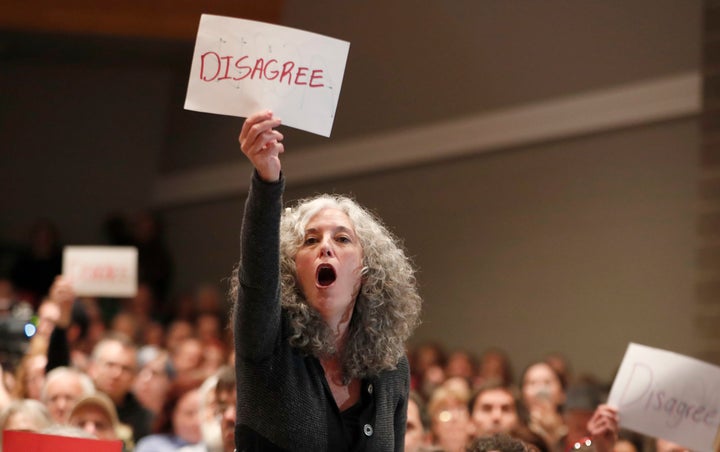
[0,216,694,452]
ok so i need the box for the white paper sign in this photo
[184,14,350,137]
[607,343,720,452]
[62,246,138,297]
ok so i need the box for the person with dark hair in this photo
[469,381,548,452]
[9,219,63,307]
[519,361,567,452]
[405,391,432,452]
[466,433,538,452]
[231,110,423,451]
[87,333,154,443]
[134,380,203,451]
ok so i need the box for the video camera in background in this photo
[0,297,37,371]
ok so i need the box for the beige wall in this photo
[0,0,703,383]
[163,117,700,382]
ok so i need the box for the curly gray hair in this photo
[232,193,422,381]
[278,194,422,380]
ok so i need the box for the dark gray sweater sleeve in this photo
[234,171,285,362]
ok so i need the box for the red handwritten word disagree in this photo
[71,265,130,282]
[200,52,325,87]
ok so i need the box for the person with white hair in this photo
[41,366,95,423]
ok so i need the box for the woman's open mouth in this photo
[316,264,337,287]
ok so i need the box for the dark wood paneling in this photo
[0,0,283,40]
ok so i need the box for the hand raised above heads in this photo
[239,110,284,182]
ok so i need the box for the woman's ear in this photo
[360,265,370,284]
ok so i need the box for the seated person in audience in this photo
[68,392,130,443]
[469,381,547,452]
[165,320,195,354]
[654,437,690,452]
[405,391,433,452]
[171,337,206,384]
[584,404,619,452]
[543,353,572,389]
[41,366,95,423]
[470,382,520,438]
[133,347,173,415]
[0,365,12,413]
[612,429,644,452]
[134,380,203,452]
[179,372,223,452]
[562,381,604,452]
[411,342,447,400]
[40,423,97,439]
[466,433,537,452]
[428,382,474,452]
[476,347,514,388]
[445,349,477,383]
[12,351,47,401]
[88,333,154,442]
[520,361,567,451]
[0,399,53,449]
[214,366,237,452]
[196,312,223,345]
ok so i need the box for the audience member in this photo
[45,276,93,371]
[466,433,537,452]
[428,382,474,452]
[654,437,689,452]
[133,347,173,415]
[179,372,222,452]
[468,381,548,452]
[135,380,202,451]
[520,361,567,451]
[34,298,60,342]
[613,429,644,452]
[563,382,604,452]
[476,347,514,387]
[165,320,195,354]
[196,313,222,345]
[40,366,94,423]
[544,352,572,389]
[87,333,154,442]
[411,342,447,399]
[584,404,619,452]
[0,399,53,450]
[470,382,520,438]
[171,337,205,384]
[9,219,62,307]
[445,349,477,383]
[213,366,236,452]
[68,392,123,441]
[405,391,432,452]
[11,351,47,400]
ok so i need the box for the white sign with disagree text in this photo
[184,14,350,137]
[62,246,138,297]
[607,343,720,452]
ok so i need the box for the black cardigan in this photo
[234,172,409,451]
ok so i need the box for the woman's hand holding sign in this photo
[239,110,284,182]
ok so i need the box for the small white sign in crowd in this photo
[608,343,720,452]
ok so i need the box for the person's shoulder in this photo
[135,434,175,452]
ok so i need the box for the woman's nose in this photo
[319,239,333,257]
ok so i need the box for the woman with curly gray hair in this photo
[231,110,422,451]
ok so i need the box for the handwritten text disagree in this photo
[200,52,325,87]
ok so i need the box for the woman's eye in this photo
[303,237,318,245]
[336,236,351,243]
